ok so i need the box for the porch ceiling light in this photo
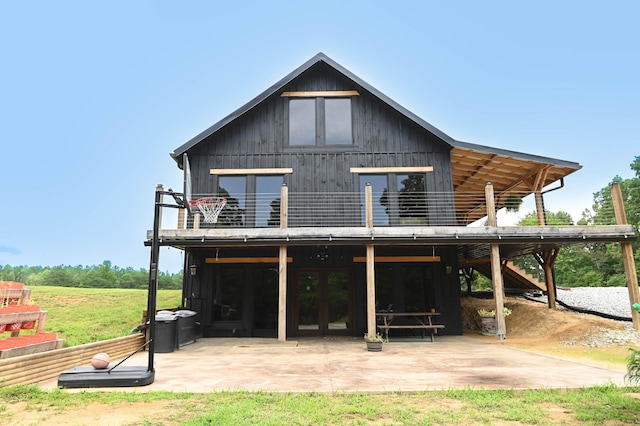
[317,247,329,261]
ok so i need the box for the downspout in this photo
[540,178,565,225]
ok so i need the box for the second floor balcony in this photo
[152,185,636,250]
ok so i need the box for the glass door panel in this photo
[295,269,351,335]
[218,176,246,227]
[256,175,283,227]
[297,273,319,331]
[327,272,349,330]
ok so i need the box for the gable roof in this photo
[171,53,582,219]
[171,52,457,164]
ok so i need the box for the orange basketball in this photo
[91,352,110,369]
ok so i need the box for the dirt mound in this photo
[461,295,627,344]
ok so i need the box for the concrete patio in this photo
[39,335,627,392]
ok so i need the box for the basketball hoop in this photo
[189,197,227,223]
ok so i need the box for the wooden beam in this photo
[206,257,292,264]
[177,208,185,230]
[157,224,636,242]
[490,244,506,340]
[351,166,434,173]
[353,256,441,263]
[366,244,376,338]
[486,182,507,340]
[534,191,546,226]
[611,182,640,330]
[532,167,550,226]
[281,90,359,97]
[280,184,288,229]
[537,249,559,309]
[365,183,373,229]
[278,245,287,341]
[533,167,550,192]
[193,212,201,230]
[460,163,553,221]
[452,152,498,192]
[210,168,293,175]
[278,186,289,341]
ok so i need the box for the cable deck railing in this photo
[178,190,624,231]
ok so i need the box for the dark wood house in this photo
[152,53,637,341]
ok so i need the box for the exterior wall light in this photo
[190,264,198,276]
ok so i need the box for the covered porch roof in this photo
[449,141,581,224]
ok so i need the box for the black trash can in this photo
[154,313,177,353]
[175,310,197,347]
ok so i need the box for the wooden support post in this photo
[485,182,506,340]
[534,191,546,228]
[531,167,549,227]
[277,184,289,341]
[543,249,558,310]
[536,190,558,309]
[365,183,373,228]
[177,208,185,230]
[365,183,377,338]
[530,168,558,309]
[611,182,640,330]
[366,245,376,338]
[280,184,288,228]
[278,245,287,341]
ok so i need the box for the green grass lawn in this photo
[1,384,640,424]
[26,286,182,347]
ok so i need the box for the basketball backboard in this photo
[183,153,193,214]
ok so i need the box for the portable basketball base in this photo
[58,186,182,388]
[57,366,155,388]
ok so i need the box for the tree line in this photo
[0,260,182,290]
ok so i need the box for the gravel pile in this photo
[535,287,640,347]
[563,324,639,347]
[554,287,636,318]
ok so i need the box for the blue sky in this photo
[1,1,638,272]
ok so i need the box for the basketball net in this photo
[189,197,227,223]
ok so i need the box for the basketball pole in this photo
[146,187,162,373]
[147,185,187,374]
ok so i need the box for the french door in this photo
[294,269,351,336]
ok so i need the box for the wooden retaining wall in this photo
[0,333,145,387]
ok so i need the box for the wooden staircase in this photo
[470,261,546,292]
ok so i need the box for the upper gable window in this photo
[289,99,316,146]
[285,92,355,146]
[325,98,352,145]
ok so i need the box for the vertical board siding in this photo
[178,61,467,337]
[189,62,454,207]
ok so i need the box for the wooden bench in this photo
[376,312,445,342]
